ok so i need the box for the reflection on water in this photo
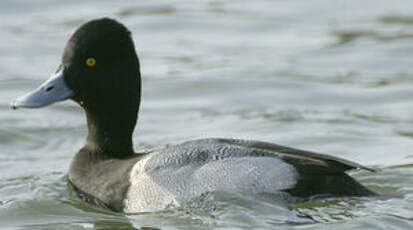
[1,0,413,229]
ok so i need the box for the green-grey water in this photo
[1,0,413,229]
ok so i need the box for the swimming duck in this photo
[11,18,375,213]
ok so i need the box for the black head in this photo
[63,18,141,109]
[12,18,141,157]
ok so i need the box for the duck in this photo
[11,18,376,213]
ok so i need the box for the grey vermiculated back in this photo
[124,139,298,212]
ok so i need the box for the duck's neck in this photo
[83,101,139,158]
[80,52,141,159]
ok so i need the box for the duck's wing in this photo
[139,138,375,203]
[212,138,376,197]
[149,138,374,174]
[213,138,375,173]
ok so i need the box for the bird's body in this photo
[69,138,374,213]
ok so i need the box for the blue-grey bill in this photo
[11,69,74,109]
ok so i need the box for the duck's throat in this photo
[83,104,137,158]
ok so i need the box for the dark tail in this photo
[285,172,376,199]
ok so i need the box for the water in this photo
[1,0,413,229]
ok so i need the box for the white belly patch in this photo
[123,153,298,213]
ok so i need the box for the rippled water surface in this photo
[1,0,413,229]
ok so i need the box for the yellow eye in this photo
[86,57,96,67]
